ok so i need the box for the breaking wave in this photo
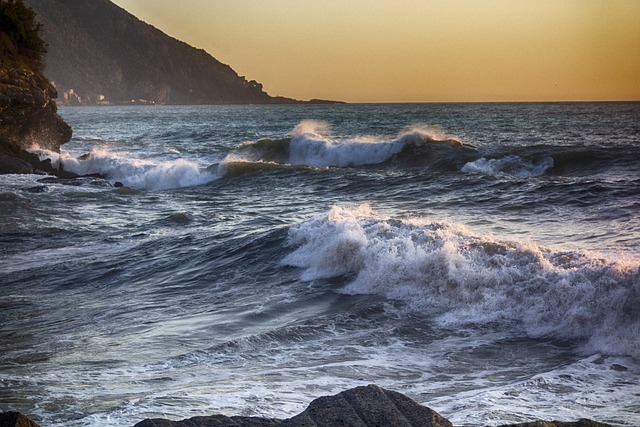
[462,144,640,178]
[222,121,478,171]
[462,156,555,177]
[282,205,640,358]
[32,147,217,191]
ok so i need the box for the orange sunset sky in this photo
[111,0,640,103]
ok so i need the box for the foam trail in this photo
[32,147,217,190]
[462,156,554,177]
[283,205,640,358]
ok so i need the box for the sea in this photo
[0,102,638,426]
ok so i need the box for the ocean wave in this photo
[461,156,554,177]
[282,205,640,358]
[221,121,478,172]
[463,144,640,178]
[32,147,217,191]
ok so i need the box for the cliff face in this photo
[24,0,298,105]
[0,0,71,174]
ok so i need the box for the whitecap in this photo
[30,146,217,191]
[462,156,554,177]
[283,205,640,358]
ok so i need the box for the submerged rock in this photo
[23,185,48,193]
[166,213,191,224]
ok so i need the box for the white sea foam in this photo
[462,155,554,177]
[283,205,640,358]
[432,354,640,426]
[289,134,405,167]
[32,147,217,190]
[213,121,465,170]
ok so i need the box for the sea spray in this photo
[283,205,640,358]
[224,121,476,170]
[31,146,217,190]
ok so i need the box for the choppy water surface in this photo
[1,103,639,426]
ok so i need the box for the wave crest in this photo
[32,147,216,191]
[223,121,477,172]
[462,155,555,177]
[283,205,640,358]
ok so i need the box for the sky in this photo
[111,0,640,103]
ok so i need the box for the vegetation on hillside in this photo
[0,0,46,70]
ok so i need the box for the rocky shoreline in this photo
[0,385,615,427]
[0,63,71,176]
[0,0,71,176]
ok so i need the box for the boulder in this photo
[0,388,617,427]
[0,155,33,174]
[0,412,41,427]
[133,385,452,427]
[279,385,452,427]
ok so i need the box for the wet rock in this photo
[115,186,141,195]
[0,66,71,155]
[279,385,452,427]
[0,155,33,174]
[0,411,41,427]
[133,385,452,427]
[39,158,53,173]
[23,185,48,193]
[131,385,615,427]
[167,213,191,223]
[0,0,72,175]
[37,176,110,187]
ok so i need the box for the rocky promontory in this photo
[0,385,615,427]
[0,0,71,174]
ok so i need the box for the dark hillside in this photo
[24,0,300,105]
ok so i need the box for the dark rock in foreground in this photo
[278,385,452,427]
[0,411,40,427]
[0,385,617,427]
[134,385,452,427]
[131,385,613,427]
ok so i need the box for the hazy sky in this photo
[111,0,640,102]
